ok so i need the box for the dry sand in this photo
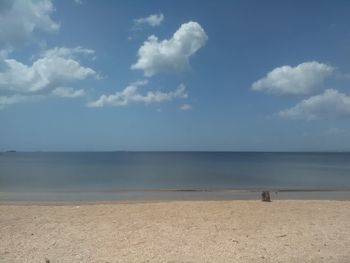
[1,200,350,262]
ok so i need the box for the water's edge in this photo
[2,189,350,203]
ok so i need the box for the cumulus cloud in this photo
[134,13,164,28]
[0,0,59,50]
[278,89,350,120]
[179,104,192,111]
[252,62,334,95]
[88,81,188,107]
[131,21,208,77]
[0,47,96,94]
[0,1,100,109]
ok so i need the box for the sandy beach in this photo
[1,200,350,262]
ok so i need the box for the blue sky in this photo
[1,0,350,151]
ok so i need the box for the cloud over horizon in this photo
[278,89,350,120]
[252,61,334,95]
[88,81,188,107]
[131,21,208,77]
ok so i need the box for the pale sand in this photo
[1,201,350,262]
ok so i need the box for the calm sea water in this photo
[1,152,350,201]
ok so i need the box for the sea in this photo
[1,152,350,202]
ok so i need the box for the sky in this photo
[1,0,350,151]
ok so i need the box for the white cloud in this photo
[278,89,350,120]
[131,21,208,77]
[88,81,188,108]
[0,86,85,109]
[179,104,192,111]
[0,47,96,94]
[73,0,83,5]
[0,86,86,109]
[43,46,95,57]
[0,94,42,109]
[252,62,334,95]
[0,1,100,109]
[134,13,164,27]
[51,87,85,98]
[0,0,59,50]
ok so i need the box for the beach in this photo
[1,200,350,262]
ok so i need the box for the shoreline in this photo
[2,189,350,203]
[1,198,350,206]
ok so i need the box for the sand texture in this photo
[1,200,350,262]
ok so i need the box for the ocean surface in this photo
[1,152,350,201]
